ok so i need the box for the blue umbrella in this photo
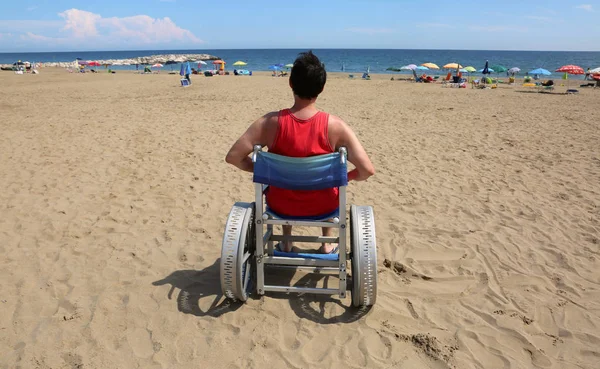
[529,68,551,76]
[479,68,495,73]
[180,63,185,76]
[269,65,281,71]
[416,66,429,70]
[185,61,192,75]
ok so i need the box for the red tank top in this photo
[266,109,339,217]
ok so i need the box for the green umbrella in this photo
[464,66,477,73]
[491,65,507,73]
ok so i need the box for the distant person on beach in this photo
[584,68,591,80]
[225,51,375,254]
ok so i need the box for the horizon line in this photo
[1,47,600,54]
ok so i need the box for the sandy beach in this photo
[1,68,599,369]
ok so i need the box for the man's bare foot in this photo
[280,241,293,253]
[319,243,338,254]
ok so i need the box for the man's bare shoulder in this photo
[261,111,279,127]
[327,114,350,135]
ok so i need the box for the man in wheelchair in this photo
[225,51,375,254]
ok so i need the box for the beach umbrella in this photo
[555,65,584,75]
[556,65,584,89]
[416,66,429,71]
[401,64,418,71]
[285,63,294,69]
[88,61,101,67]
[269,65,281,71]
[491,65,507,73]
[482,60,492,75]
[421,63,439,70]
[180,63,185,76]
[590,67,600,74]
[443,63,463,69]
[529,68,551,75]
[233,61,247,66]
[152,63,163,69]
[461,67,476,80]
[197,60,208,65]
[508,67,520,74]
[213,60,225,65]
[186,62,192,76]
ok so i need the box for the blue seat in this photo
[253,151,347,191]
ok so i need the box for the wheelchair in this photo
[220,146,377,307]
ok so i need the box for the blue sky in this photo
[0,0,598,52]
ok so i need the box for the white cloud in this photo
[345,27,394,35]
[60,9,102,38]
[576,4,593,11]
[2,8,201,50]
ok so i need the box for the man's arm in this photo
[225,113,276,172]
[330,116,375,181]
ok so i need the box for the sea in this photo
[1,49,598,78]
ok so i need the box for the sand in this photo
[1,68,599,369]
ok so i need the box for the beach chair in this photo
[180,78,190,87]
[441,72,452,85]
[220,146,377,307]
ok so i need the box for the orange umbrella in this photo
[212,60,226,65]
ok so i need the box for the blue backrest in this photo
[253,151,348,191]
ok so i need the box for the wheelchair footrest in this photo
[264,255,338,267]
[273,250,339,261]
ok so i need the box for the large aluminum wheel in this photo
[350,205,378,307]
[220,202,255,302]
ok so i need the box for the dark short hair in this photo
[290,51,326,99]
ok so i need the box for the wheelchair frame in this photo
[220,145,377,307]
